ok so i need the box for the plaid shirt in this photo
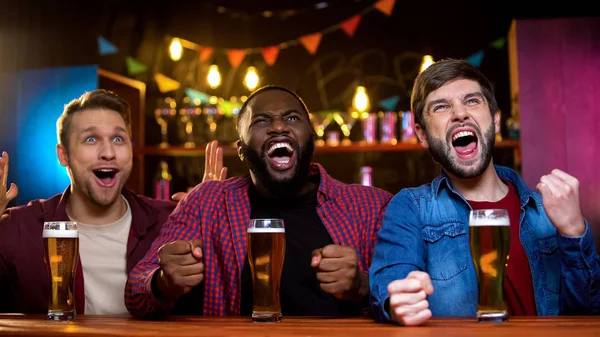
[125,163,392,318]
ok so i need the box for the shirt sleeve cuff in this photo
[371,277,395,323]
[144,268,175,318]
[558,221,597,270]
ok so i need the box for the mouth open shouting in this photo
[92,168,120,188]
[265,140,297,171]
[451,128,479,161]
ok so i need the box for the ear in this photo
[414,124,429,149]
[57,144,69,167]
[236,140,244,162]
[493,110,501,135]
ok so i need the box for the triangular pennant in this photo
[490,38,506,49]
[262,46,280,66]
[98,36,118,55]
[299,32,323,55]
[466,50,484,68]
[226,49,247,68]
[126,57,148,75]
[198,47,214,63]
[154,73,181,93]
[379,95,400,111]
[374,0,396,16]
[340,15,362,38]
[185,88,210,104]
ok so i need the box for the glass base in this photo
[48,310,75,321]
[252,312,282,323]
[477,310,508,322]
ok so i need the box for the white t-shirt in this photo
[72,197,132,315]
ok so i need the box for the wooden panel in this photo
[516,17,600,250]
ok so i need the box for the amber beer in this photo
[43,221,79,321]
[247,219,286,323]
[469,209,510,322]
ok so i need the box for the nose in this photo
[451,103,470,122]
[99,141,116,161]
[267,115,290,135]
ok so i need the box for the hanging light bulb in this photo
[207,64,221,89]
[352,86,369,113]
[244,66,259,91]
[169,38,183,61]
[420,55,434,73]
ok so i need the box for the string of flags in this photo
[97,0,507,111]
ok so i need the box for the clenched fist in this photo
[537,169,585,237]
[154,239,205,303]
[311,244,368,302]
[387,271,434,326]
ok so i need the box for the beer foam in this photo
[247,228,285,233]
[43,230,79,238]
[469,218,510,227]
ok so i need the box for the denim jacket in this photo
[370,165,600,322]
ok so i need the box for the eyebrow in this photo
[80,126,129,134]
[426,92,485,111]
[251,108,301,119]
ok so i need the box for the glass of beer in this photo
[43,221,80,321]
[247,219,286,323]
[469,209,510,322]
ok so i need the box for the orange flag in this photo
[262,46,280,66]
[374,0,396,16]
[299,32,323,55]
[227,49,247,68]
[198,46,214,63]
[340,15,362,37]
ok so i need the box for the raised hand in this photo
[203,140,227,182]
[537,169,585,237]
[0,152,18,214]
[171,141,227,202]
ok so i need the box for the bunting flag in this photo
[226,49,247,68]
[490,38,506,49]
[340,15,362,37]
[98,36,118,55]
[374,0,396,17]
[466,50,484,67]
[379,95,400,111]
[262,46,281,66]
[126,57,148,75]
[199,47,214,63]
[299,32,323,55]
[185,88,210,104]
[154,73,181,93]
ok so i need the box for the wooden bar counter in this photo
[1,315,599,337]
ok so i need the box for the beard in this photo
[426,123,495,179]
[68,163,128,207]
[240,137,315,197]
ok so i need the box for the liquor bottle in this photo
[154,161,172,200]
[360,166,373,187]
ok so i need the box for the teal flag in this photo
[379,95,400,111]
[466,50,484,68]
[98,36,118,55]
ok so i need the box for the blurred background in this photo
[0,0,599,247]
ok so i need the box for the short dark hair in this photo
[237,85,310,130]
[410,58,498,128]
[57,89,131,151]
